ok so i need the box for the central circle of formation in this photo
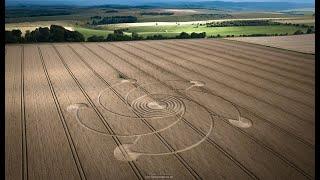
[131,94,185,118]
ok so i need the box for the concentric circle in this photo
[131,94,185,118]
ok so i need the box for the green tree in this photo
[177,32,190,39]
[306,28,314,34]
[12,29,22,42]
[65,30,85,42]
[114,29,124,35]
[132,32,142,40]
[87,35,105,42]
[5,31,18,43]
[37,27,50,42]
[49,25,65,42]
[293,29,303,35]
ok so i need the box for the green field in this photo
[118,25,309,37]
[76,24,309,39]
[74,27,114,39]
[74,27,134,39]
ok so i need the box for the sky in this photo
[6,0,315,6]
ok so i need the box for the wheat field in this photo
[5,39,315,180]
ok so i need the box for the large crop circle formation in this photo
[67,78,253,162]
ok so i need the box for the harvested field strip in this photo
[6,39,314,180]
[89,42,313,178]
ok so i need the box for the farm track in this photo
[21,47,28,180]
[6,39,314,180]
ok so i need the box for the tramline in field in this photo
[5,39,314,179]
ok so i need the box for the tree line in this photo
[140,12,174,16]
[87,31,207,42]
[6,25,207,43]
[206,20,281,27]
[5,25,85,43]
[91,16,138,25]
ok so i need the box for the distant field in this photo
[226,34,315,54]
[74,27,114,39]
[120,25,308,37]
[5,6,300,24]
[272,18,315,26]
[100,17,295,28]
[5,21,74,35]
[6,17,308,39]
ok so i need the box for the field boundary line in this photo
[72,44,203,180]
[21,45,28,180]
[52,44,144,180]
[37,46,87,180]
[96,43,313,179]
[132,42,314,109]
